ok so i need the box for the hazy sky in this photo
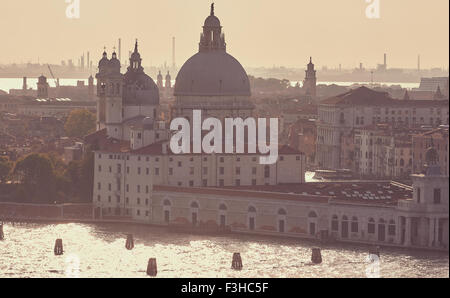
[1,0,448,69]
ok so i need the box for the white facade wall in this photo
[94,151,306,192]
[93,152,153,218]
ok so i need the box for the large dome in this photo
[123,71,159,105]
[174,3,251,97]
[174,46,251,97]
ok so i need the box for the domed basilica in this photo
[172,3,254,122]
[95,3,254,141]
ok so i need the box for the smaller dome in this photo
[110,53,121,70]
[142,117,154,129]
[110,58,119,65]
[130,51,141,61]
[204,15,220,27]
[99,51,109,68]
[204,3,220,27]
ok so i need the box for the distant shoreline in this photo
[0,77,421,93]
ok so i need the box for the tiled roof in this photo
[154,185,330,204]
[131,142,302,156]
[320,86,448,107]
[221,181,412,205]
[84,129,131,153]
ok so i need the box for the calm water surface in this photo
[0,223,448,278]
[0,78,420,93]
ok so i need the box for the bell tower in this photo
[37,75,49,99]
[165,71,172,89]
[409,145,449,249]
[96,49,123,138]
[303,57,317,101]
[157,71,163,90]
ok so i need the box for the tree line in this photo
[0,109,97,204]
[0,149,94,204]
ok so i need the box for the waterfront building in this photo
[316,86,449,170]
[88,4,448,251]
[91,146,448,250]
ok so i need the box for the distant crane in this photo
[47,64,59,87]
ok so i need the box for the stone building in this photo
[316,86,449,170]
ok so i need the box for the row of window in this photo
[97,182,150,194]
[98,164,274,178]
[98,164,152,175]
[98,154,300,164]
[97,195,150,206]
[331,216,396,236]
[99,154,152,162]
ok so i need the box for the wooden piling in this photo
[146,258,157,277]
[125,234,134,250]
[311,247,322,264]
[0,223,4,240]
[232,253,243,270]
[54,239,64,256]
[369,246,380,258]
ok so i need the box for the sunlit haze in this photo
[1,0,448,69]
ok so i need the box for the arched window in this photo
[368,218,375,234]
[388,220,396,236]
[308,211,317,218]
[278,209,287,216]
[351,216,358,233]
[190,202,199,209]
[248,206,256,213]
[219,203,227,211]
[331,215,339,231]
[400,159,405,167]
[163,199,171,206]
[264,165,270,178]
